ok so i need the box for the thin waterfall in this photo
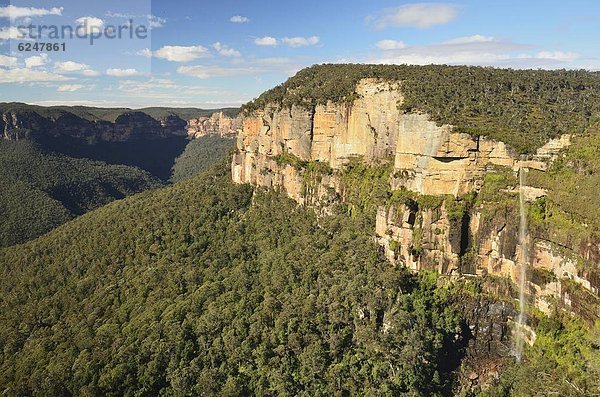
[515,165,529,362]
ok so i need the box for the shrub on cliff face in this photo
[339,157,394,219]
[242,64,600,153]
[526,131,600,272]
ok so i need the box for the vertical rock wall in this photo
[232,78,598,320]
[186,111,242,138]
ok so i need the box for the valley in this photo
[0,65,598,396]
[0,103,237,246]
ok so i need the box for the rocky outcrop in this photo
[459,296,517,359]
[2,110,53,140]
[233,79,404,188]
[453,294,530,391]
[375,201,463,274]
[392,118,516,195]
[161,114,189,136]
[187,111,241,138]
[470,209,521,281]
[2,109,192,143]
[312,79,403,166]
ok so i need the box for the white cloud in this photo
[230,15,249,23]
[202,99,247,106]
[32,99,127,107]
[0,26,24,40]
[281,36,320,47]
[0,54,18,67]
[254,36,278,46]
[81,69,100,77]
[376,39,407,50]
[137,48,153,58]
[106,12,165,28]
[368,36,582,69]
[110,78,236,105]
[106,68,143,77]
[444,35,495,44]
[148,15,166,29]
[573,60,600,71]
[254,35,319,48]
[152,45,210,62]
[54,61,90,72]
[57,84,84,92]
[54,61,99,76]
[25,53,48,68]
[118,78,178,93]
[75,16,104,36]
[0,68,69,83]
[40,99,243,108]
[370,3,459,29]
[212,42,241,57]
[0,5,63,20]
[117,78,229,98]
[530,51,578,62]
[177,65,264,79]
[370,37,523,65]
[105,11,134,18]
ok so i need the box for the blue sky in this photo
[1,0,599,108]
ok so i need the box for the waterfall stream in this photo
[515,165,529,362]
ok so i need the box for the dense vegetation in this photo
[0,140,162,247]
[1,162,598,395]
[170,135,235,182]
[242,64,600,153]
[0,162,470,396]
[0,133,236,247]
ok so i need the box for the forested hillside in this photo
[0,162,597,396]
[0,132,234,247]
[243,64,600,153]
[0,140,162,247]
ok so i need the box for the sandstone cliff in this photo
[232,78,599,322]
[233,79,521,195]
[187,111,242,138]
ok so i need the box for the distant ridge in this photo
[0,102,239,123]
